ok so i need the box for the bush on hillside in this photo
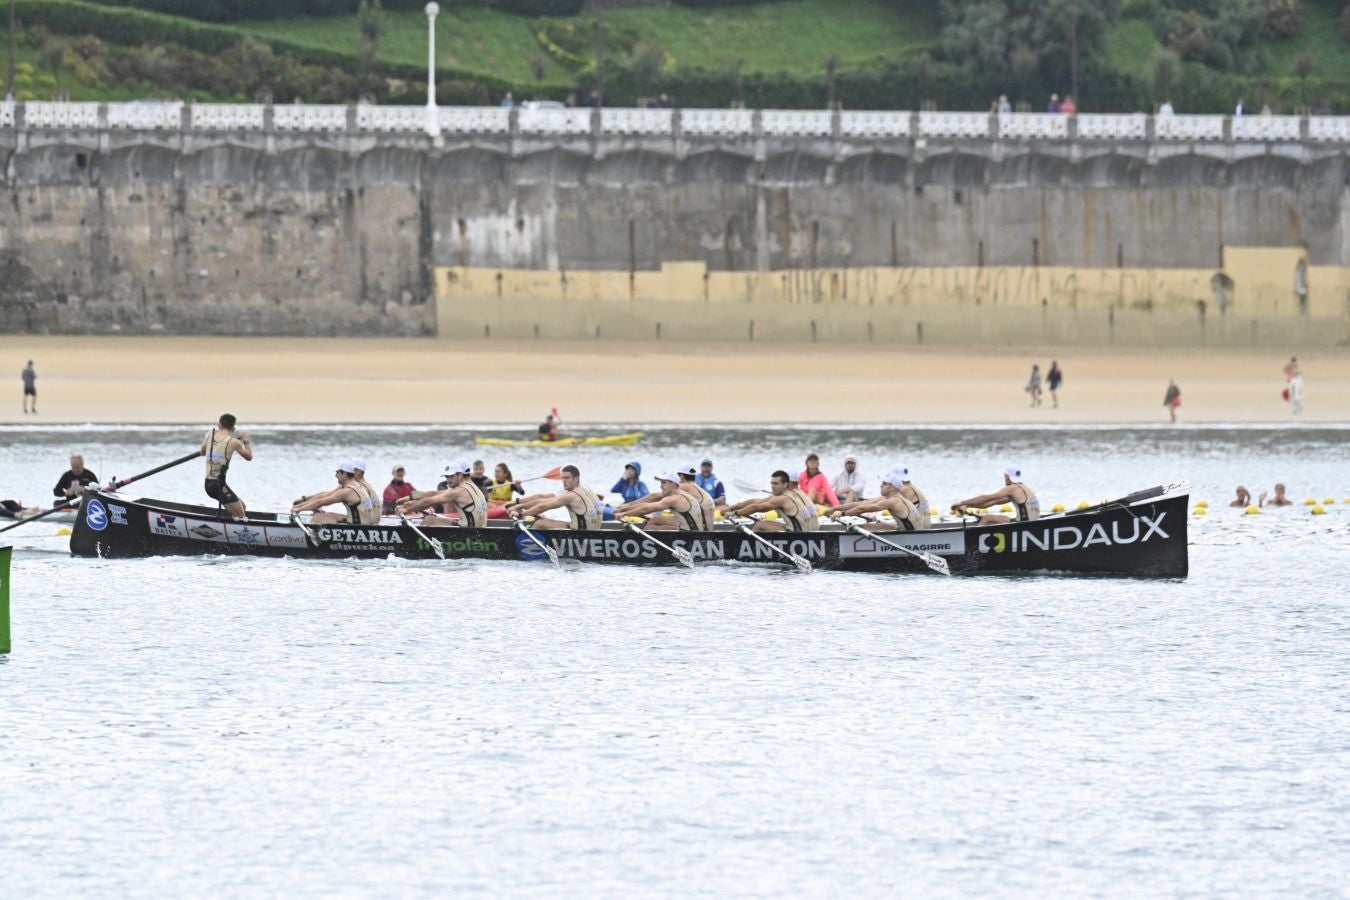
[1262,0,1301,37]
[1342,2,1350,41]
[76,1,436,22]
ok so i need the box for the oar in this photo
[732,478,770,495]
[401,513,445,560]
[515,520,560,568]
[290,514,318,547]
[624,522,694,568]
[734,522,812,573]
[0,450,202,535]
[843,521,950,576]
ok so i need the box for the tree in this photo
[1341,2,1350,41]
[357,0,384,77]
[629,40,664,100]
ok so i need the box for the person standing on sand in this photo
[21,360,37,414]
[1163,380,1181,424]
[1026,364,1043,407]
[1283,357,1303,415]
[1047,361,1063,408]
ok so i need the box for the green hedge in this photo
[74,1,434,22]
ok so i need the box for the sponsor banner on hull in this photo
[108,504,128,526]
[840,532,966,558]
[535,534,829,563]
[224,523,266,546]
[264,526,309,549]
[85,498,108,532]
[184,518,228,542]
[315,525,404,552]
[147,511,189,538]
[977,512,1171,554]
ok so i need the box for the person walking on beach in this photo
[1026,364,1043,407]
[21,360,37,414]
[1163,379,1181,424]
[1047,361,1063,408]
[1283,357,1303,415]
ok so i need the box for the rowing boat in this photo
[67,487,1188,576]
[474,431,644,448]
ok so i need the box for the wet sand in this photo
[2,336,1346,425]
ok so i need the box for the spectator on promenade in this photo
[1163,379,1181,423]
[587,89,602,108]
[1047,93,1061,113]
[1060,94,1077,115]
[500,91,516,108]
[1047,360,1063,408]
[1026,364,1043,407]
[695,458,726,508]
[833,456,866,503]
[997,94,1011,115]
[1158,99,1175,117]
[383,465,415,514]
[798,454,839,506]
[1283,356,1303,415]
[21,359,37,414]
[1230,486,1251,508]
[611,461,648,504]
[1235,98,1245,117]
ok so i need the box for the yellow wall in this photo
[435,248,1350,347]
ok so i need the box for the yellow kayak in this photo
[474,431,645,448]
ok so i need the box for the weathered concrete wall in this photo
[2,132,1349,339]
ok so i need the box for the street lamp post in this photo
[425,2,440,138]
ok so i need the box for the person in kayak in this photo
[826,469,926,531]
[610,461,649,504]
[399,459,487,527]
[722,470,820,533]
[952,465,1040,525]
[537,409,565,442]
[291,461,373,525]
[508,464,603,530]
[612,472,707,531]
[486,463,524,507]
[200,414,253,518]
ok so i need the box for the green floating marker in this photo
[0,545,10,654]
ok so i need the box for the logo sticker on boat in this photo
[148,512,189,538]
[264,527,309,549]
[515,531,550,561]
[977,513,1170,554]
[185,519,227,542]
[85,499,108,532]
[225,524,264,545]
[840,533,966,557]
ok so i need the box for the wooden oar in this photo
[0,450,202,536]
[733,522,812,573]
[624,522,694,568]
[842,521,950,576]
[514,520,560,567]
[401,513,446,560]
[289,513,318,547]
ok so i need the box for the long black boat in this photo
[68,486,1188,577]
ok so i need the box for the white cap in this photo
[656,472,679,484]
[883,470,906,489]
[352,458,368,472]
[888,465,910,482]
[1004,465,1022,481]
[337,460,357,474]
[443,459,472,477]
[679,464,697,478]
[844,454,857,463]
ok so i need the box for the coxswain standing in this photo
[952,465,1040,526]
[291,461,372,525]
[827,470,926,531]
[722,470,820,533]
[200,414,253,518]
[507,464,603,530]
[399,460,487,527]
[612,472,706,531]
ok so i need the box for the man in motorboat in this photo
[291,461,376,525]
[721,470,820,533]
[826,469,927,531]
[507,464,603,530]
[612,472,707,531]
[397,460,488,528]
[200,414,253,518]
[951,465,1040,525]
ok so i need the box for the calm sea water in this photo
[2,425,1348,896]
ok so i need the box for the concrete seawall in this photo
[3,107,1349,344]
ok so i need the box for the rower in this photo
[398,460,488,527]
[826,469,925,531]
[507,464,603,530]
[350,457,380,524]
[200,415,252,518]
[952,465,1040,525]
[612,472,705,531]
[889,465,931,529]
[677,464,717,528]
[722,470,820,533]
[291,461,371,525]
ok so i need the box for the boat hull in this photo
[474,431,644,448]
[69,490,1188,577]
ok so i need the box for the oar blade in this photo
[675,548,695,568]
[925,553,951,576]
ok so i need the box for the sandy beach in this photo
[2,336,1346,425]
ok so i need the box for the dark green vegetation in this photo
[4,0,1350,112]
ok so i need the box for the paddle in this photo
[520,466,564,483]
[624,522,694,568]
[290,513,318,547]
[514,520,560,568]
[0,450,203,536]
[401,513,446,560]
[842,521,950,576]
[733,521,813,573]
